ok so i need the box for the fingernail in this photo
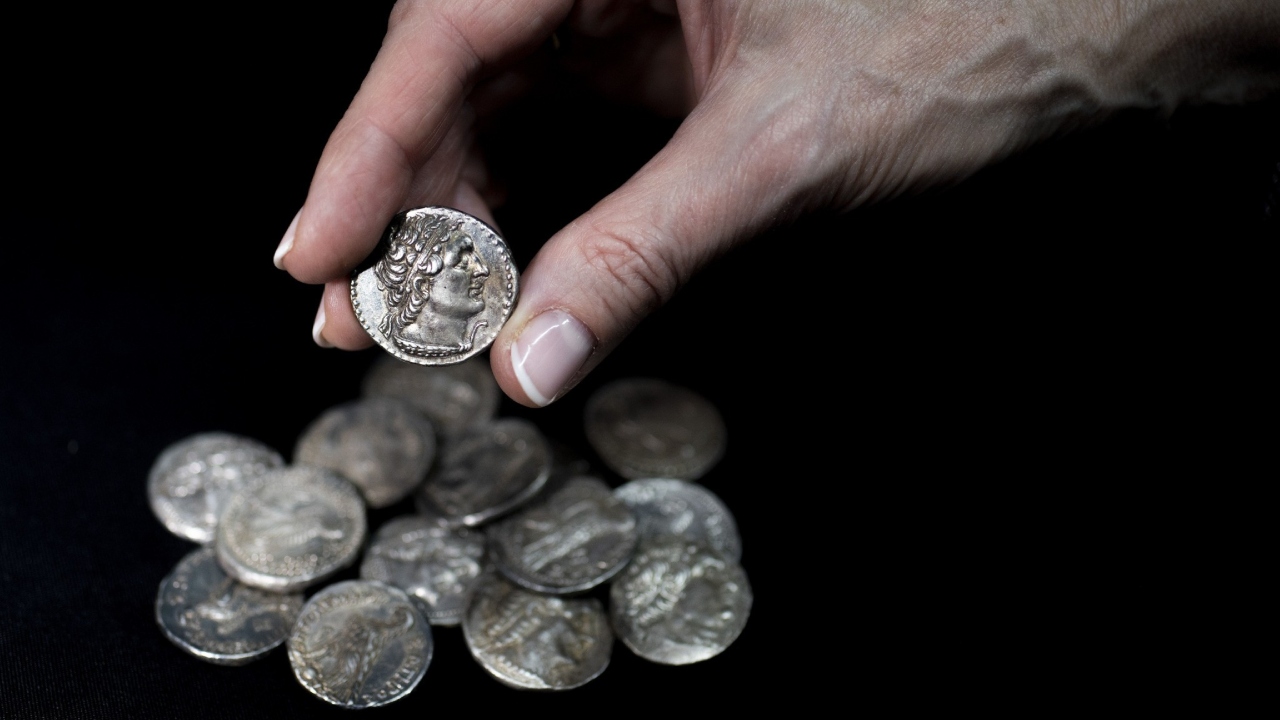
[273,210,300,269]
[312,301,334,348]
[510,309,595,407]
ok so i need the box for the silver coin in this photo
[352,206,517,366]
[361,354,500,436]
[288,580,432,708]
[216,466,366,592]
[147,433,284,544]
[584,378,727,480]
[488,476,637,594]
[614,478,742,562]
[294,398,436,509]
[360,515,487,626]
[610,542,751,665]
[462,573,612,690]
[417,418,551,526]
[155,547,303,665]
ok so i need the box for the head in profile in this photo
[374,214,491,358]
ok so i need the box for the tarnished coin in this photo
[216,466,366,592]
[294,398,436,508]
[614,478,742,562]
[584,378,727,480]
[352,206,517,366]
[288,580,432,709]
[360,515,487,626]
[463,573,612,690]
[361,354,500,436]
[488,476,637,594]
[610,542,751,665]
[417,418,551,526]
[148,433,284,544]
[155,547,303,665]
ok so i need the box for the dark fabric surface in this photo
[3,4,1276,717]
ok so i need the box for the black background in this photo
[2,4,1276,717]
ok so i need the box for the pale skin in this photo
[275,0,1279,407]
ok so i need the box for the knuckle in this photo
[575,223,682,323]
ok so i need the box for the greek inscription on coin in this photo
[352,206,518,366]
[360,515,487,626]
[462,573,612,690]
[584,378,727,480]
[610,542,752,665]
[489,476,638,594]
[361,354,500,436]
[417,418,551,526]
[614,478,742,562]
[294,398,436,509]
[289,581,432,709]
[155,547,303,665]
[148,433,284,544]
[216,466,366,592]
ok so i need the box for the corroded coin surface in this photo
[148,433,284,544]
[216,466,366,592]
[488,476,637,594]
[361,354,500,436]
[360,515,487,626]
[610,542,751,665]
[417,418,551,526]
[462,573,612,690]
[352,206,517,366]
[614,478,742,562]
[584,378,727,480]
[288,581,432,709]
[155,547,303,665]
[294,398,436,509]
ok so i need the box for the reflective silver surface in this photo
[584,378,727,479]
[359,515,487,626]
[361,354,500,436]
[417,418,551,526]
[613,478,742,562]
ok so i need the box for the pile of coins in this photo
[149,356,750,707]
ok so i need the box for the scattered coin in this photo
[288,580,433,708]
[360,515,487,626]
[488,476,638,594]
[155,547,303,666]
[361,354,500,436]
[417,418,551,526]
[610,541,751,665]
[462,573,612,690]
[614,478,742,562]
[584,378,727,480]
[148,433,284,544]
[294,398,436,509]
[352,206,518,366]
[216,466,367,592]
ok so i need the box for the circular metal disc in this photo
[416,418,551,527]
[584,378,727,480]
[359,515,487,626]
[614,478,742,562]
[361,354,500,437]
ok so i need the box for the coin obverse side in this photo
[613,478,742,562]
[352,206,517,366]
[584,378,727,480]
[488,476,638,594]
[610,542,752,666]
[361,354,500,436]
[294,398,436,509]
[216,466,367,592]
[417,418,551,527]
[360,515,487,626]
[148,433,285,544]
[462,573,612,690]
[155,547,303,666]
[289,580,433,709]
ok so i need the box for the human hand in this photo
[273,0,1278,406]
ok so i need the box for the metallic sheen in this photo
[148,433,284,544]
[359,515,487,626]
[613,478,742,562]
[584,378,727,480]
[416,418,551,526]
[361,354,500,436]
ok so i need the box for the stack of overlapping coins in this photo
[148,355,750,707]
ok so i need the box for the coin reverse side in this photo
[614,478,742,562]
[361,354,500,436]
[417,418,551,526]
[148,433,284,544]
[359,515,487,626]
[584,378,727,480]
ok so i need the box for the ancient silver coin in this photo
[288,580,433,709]
[462,573,612,690]
[610,542,752,665]
[584,378,727,480]
[216,466,366,592]
[155,547,303,666]
[359,515,487,626]
[294,398,436,509]
[417,418,551,527]
[488,476,638,594]
[352,206,518,366]
[147,433,284,544]
[613,478,742,562]
[361,354,500,436]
